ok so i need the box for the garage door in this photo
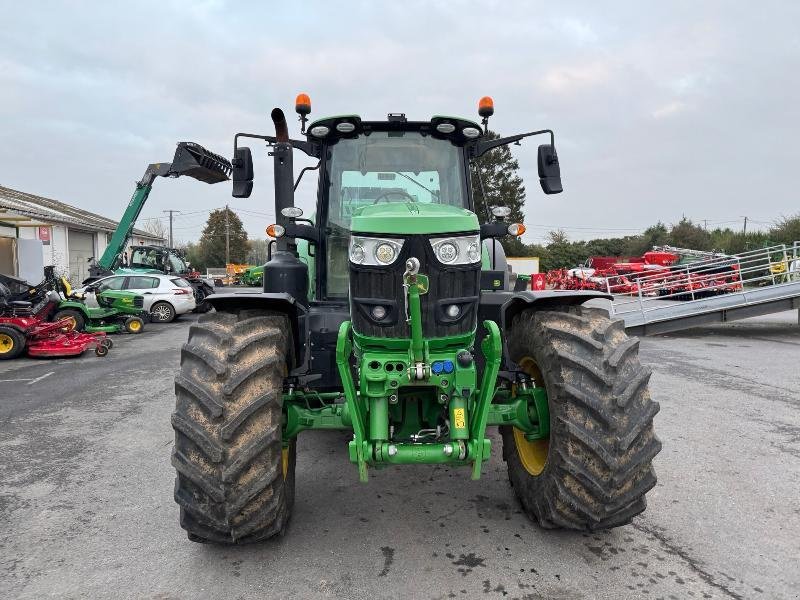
[68,230,95,283]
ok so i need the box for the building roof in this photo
[0,185,164,241]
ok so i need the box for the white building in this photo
[0,185,165,284]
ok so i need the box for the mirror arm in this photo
[284,222,320,245]
[480,223,509,240]
[470,129,555,158]
[234,132,321,158]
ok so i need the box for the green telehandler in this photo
[86,142,231,311]
[171,95,661,544]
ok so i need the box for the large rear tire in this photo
[501,305,661,530]
[0,326,26,360]
[171,309,295,544]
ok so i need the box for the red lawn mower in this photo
[0,276,111,360]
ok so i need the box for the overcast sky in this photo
[1,1,798,245]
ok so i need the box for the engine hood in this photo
[350,203,479,235]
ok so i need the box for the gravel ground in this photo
[0,308,798,599]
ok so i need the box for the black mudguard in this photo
[204,292,308,369]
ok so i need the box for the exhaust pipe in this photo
[271,108,294,251]
[262,108,309,306]
[271,108,290,143]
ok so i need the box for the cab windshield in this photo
[325,132,467,229]
[323,131,467,297]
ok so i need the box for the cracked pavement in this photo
[1,309,798,599]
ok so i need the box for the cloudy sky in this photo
[1,1,798,245]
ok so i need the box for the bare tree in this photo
[142,218,168,241]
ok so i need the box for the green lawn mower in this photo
[53,277,148,334]
[171,96,661,544]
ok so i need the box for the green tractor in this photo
[53,276,148,334]
[239,264,264,287]
[171,96,661,544]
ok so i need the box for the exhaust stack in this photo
[271,108,294,251]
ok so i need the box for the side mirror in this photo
[537,144,562,194]
[232,146,254,198]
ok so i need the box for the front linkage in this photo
[282,258,549,482]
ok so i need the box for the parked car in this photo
[73,274,196,323]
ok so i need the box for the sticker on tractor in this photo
[454,408,466,429]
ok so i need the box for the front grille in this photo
[134,296,144,308]
[350,235,480,339]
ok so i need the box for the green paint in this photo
[470,320,502,479]
[405,272,426,364]
[97,183,153,269]
[351,203,479,235]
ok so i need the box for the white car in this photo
[76,274,196,323]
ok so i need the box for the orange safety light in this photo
[478,96,494,118]
[266,224,285,238]
[295,93,311,116]
[507,223,526,237]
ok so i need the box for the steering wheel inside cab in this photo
[373,190,415,204]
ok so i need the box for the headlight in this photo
[429,235,481,265]
[349,236,404,266]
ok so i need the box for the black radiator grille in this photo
[349,235,480,339]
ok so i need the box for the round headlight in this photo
[350,244,365,264]
[467,242,480,263]
[462,127,481,138]
[445,304,461,318]
[375,243,396,264]
[309,125,330,137]
[436,122,456,134]
[336,122,356,133]
[436,242,458,264]
[371,305,387,320]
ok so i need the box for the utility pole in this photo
[163,210,180,247]
[225,204,231,265]
[742,216,748,236]
[703,219,708,231]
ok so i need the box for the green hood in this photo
[350,203,479,235]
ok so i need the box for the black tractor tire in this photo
[501,305,661,531]
[0,325,26,360]
[123,316,145,334]
[150,301,176,323]
[171,309,295,544]
[53,309,86,332]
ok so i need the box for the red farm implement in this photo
[0,277,110,360]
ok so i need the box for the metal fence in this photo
[611,242,800,320]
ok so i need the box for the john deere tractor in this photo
[171,96,661,544]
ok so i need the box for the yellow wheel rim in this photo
[513,356,550,476]
[63,316,77,331]
[0,333,14,354]
[281,447,289,479]
[128,320,142,332]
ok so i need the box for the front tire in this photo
[124,316,144,334]
[501,305,661,530]
[171,309,295,544]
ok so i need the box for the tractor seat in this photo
[9,300,32,308]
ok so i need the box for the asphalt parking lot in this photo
[1,308,798,599]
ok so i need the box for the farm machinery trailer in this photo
[171,96,661,544]
[86,142,232,311]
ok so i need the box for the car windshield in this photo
[323,132,467,298]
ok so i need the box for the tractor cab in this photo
[308,114,481,299]
[127,245,189,275]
